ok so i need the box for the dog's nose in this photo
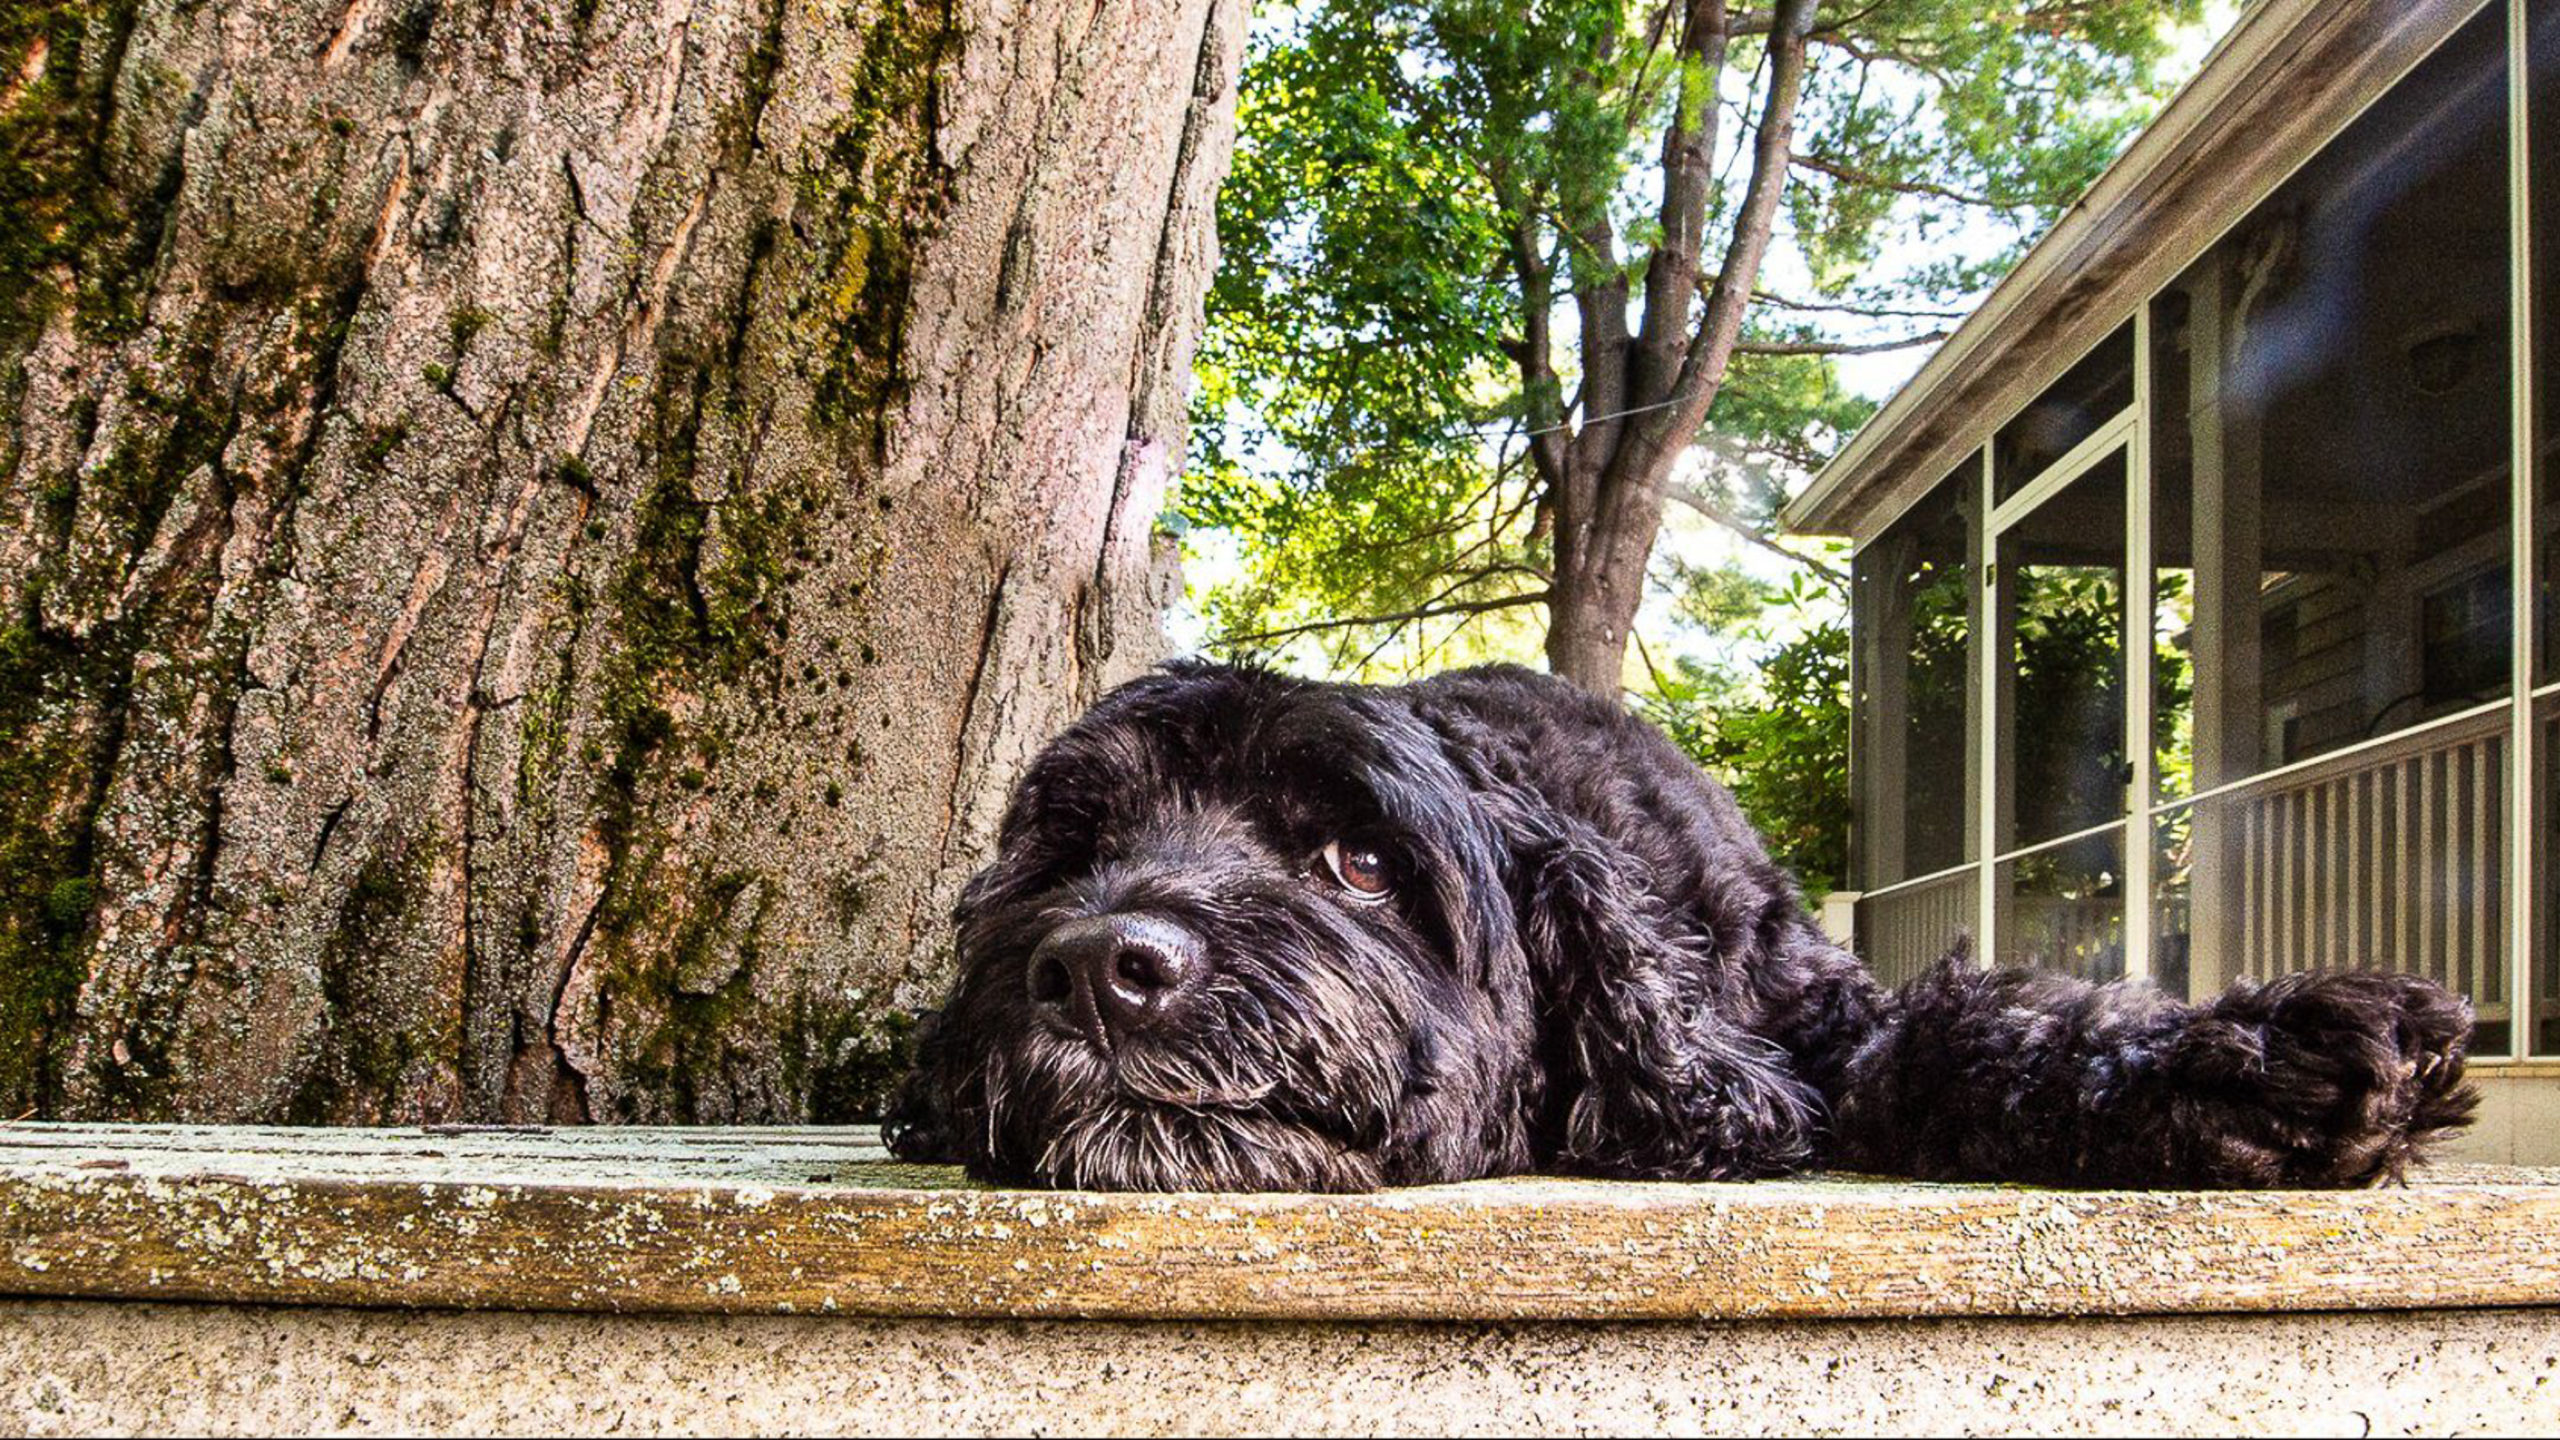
[1026,914,1203,1043]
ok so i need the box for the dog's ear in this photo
[1503,809,1820,1180]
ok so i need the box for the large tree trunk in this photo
[0,0,1242,1122]
[1543,456,1669,698]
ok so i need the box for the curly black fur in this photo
[887,661,2476,1192]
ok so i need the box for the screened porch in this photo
[1842,0,2559,1068]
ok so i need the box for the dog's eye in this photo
[1319,840,1394,902]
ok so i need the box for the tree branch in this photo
[1566,215,1631,477]
[1631,629,1677,701]
[1634,0,1733,408]
[1612,1,1686,149]
[1218,589,1553,649]
[1559,5,1633,497]
[1500,202,1571,490]
[1790,150,2007,209]
[1348,556,1548,673]
[1752,290,1970,321]
[1640,0,1819,478]
[1735,330,1948,356]
[1733,0,1891,39]
[1806,32,1963,95]
[1668,483,1849,584]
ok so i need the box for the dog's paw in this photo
[2169,971,2478,1187]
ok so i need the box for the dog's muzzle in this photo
[1025,913,1206,1047]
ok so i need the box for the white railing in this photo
[2001,897,2126,982]
[1856,706,2532,1022]
[2204,707,2510,1018]
[1855,870,1977,988]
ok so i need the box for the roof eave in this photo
[1783,0,2489,542]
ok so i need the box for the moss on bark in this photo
[0,0,1229,1121]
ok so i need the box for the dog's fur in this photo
[887,661,2476,1192]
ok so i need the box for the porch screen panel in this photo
[1995,829,2126,980]
[2150,287,2200,808]
[2142,7,2513,1026]
[1852,465,1977,892]
[2167,8,2514,784]
[1995,450,2127,853]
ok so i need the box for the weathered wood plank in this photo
[2,1125,2555,1322]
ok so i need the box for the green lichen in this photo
[803,0,957,442]
[515,654,574,810]
[0,0,150,345]
[584,861,769,1121]
[789,999,916,1123]
[733,0,787,160]
[357,421,408,470]
[534,0,957,1121]
[0,622,99,1107]
[446,303,491,352]
[0,350,236,1114]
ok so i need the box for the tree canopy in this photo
[1180,0,2215,882]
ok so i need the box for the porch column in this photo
[2189,252,2269,996]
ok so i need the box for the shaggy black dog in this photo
[886,661,2475,1192]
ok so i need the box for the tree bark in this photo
[0,0,1243,1122]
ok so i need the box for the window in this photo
[1993,324,2135,504]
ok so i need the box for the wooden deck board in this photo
[2,1124,2554,1322]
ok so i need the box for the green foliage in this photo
[1183,0,2207,675]
[803,0,956,440]
[2008,564,2125,848]
[1637,566,1850,893]
[1183,2,1541,671]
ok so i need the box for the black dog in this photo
[887,661,2475,1192]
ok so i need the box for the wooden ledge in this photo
[3,1124,2556,1322]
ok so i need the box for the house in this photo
[1783,0,2557,1161]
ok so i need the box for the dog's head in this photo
[884,660,1820,1191]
